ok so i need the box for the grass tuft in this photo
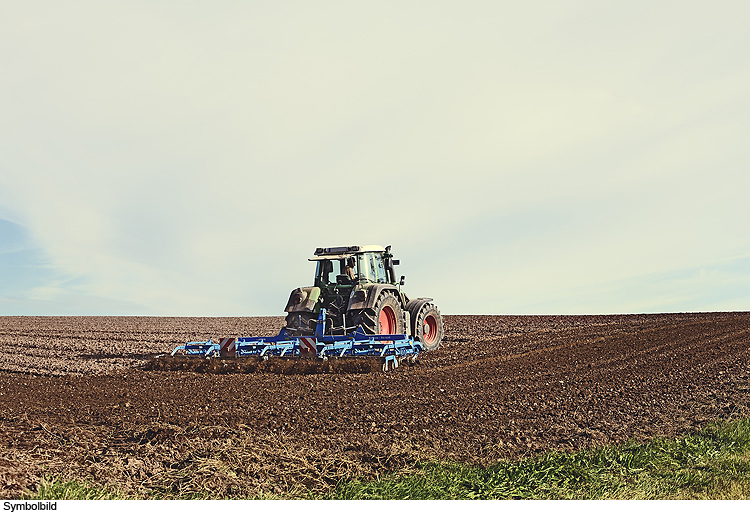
[26,478,126,500]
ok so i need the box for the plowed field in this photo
[1,312,749,498]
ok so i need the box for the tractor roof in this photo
[309,245,386,261]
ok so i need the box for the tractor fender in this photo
[285,286,321,313]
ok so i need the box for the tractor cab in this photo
[310,245,399,287]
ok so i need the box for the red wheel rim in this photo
[422,314,438,345]
[379,306,396,334]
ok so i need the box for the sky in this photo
[1,0,749,316]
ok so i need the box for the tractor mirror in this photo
[392,260,400,265]
[400,275,405,286]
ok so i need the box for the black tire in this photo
[284,312,316,336]
[357,292,404,335]
[411,303,443,352]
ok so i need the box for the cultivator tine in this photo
[383,356,398,372]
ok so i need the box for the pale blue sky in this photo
[1,1,748,315]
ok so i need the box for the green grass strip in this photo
[328,418,750,500]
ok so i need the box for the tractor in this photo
[283,245,443,352]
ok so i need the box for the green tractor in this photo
[283,245,444,352]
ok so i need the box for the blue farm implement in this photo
[167,309,422,371]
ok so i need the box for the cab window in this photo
[374,254,388,283]
[357,254,374,282]
[314,260,335,286]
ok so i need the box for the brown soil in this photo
[1,312,749,498]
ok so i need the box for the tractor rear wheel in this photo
[358,292,405,335]
[412,303,443,352]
